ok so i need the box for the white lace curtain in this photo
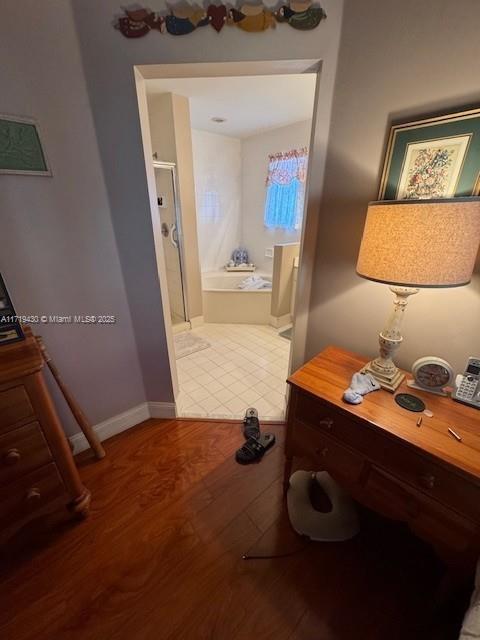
[264,148,308,230]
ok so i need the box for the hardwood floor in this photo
[0,418,467,640]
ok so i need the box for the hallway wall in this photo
[0,0,146,435]
[71,0,345,376]
[305,0,480,375]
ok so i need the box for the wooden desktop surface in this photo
[288,346,480,482]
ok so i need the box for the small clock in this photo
[408,356,454,396]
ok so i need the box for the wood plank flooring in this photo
[0,418,467,640]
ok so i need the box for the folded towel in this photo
[238,275,272,290]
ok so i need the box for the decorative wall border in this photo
[114,2,326,37]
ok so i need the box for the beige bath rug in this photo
[174,331,210,359]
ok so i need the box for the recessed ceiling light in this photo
[211,117,226,123]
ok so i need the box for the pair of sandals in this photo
[235,408,276,465]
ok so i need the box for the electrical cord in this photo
[242,537,311,560]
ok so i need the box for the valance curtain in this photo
[264,148,308,230]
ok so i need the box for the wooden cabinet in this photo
[0,328,90,544]
[285,346,480,567]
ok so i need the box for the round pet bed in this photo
[287,470,359,542]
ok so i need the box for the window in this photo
[198,190,221,223]
[264,148,308,231]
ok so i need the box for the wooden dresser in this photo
[285,346,480,568]
[0,327,90,544]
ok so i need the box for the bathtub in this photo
[202,271,272,324]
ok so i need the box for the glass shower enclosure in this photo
[153,162,189,328]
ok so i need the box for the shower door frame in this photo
[153,161,190,325]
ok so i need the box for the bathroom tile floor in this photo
[176,323,290,421]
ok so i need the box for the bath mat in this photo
[174,332,210,359]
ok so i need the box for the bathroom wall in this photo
[242,120,312,273]
[271,243,301,326]
[191,129,242,273]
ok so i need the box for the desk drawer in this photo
[0,463,66,534]
[0,422,52,486]
[291,418,365,487]
[379,440,480,523]
[364,467,478,553]
[294,390,380,456]
[0,385,35,435]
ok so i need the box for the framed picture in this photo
[0,114,51,176]
[379,107,480,200]
[0,274,24,345]
[0,324,24,345]
[0,274,14,315]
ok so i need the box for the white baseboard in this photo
[69,401,176,455]
[189,315,204,328]
[148,401,177,419]
[172,321,190,335]
[269,313,292,329]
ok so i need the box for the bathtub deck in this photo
[202,272,273,325]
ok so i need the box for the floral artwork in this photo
[114,2,326,37]
[397,136,471,199]
[402,147,454,199]
[378,108,480,201]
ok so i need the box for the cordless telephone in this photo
[452,357,480,409]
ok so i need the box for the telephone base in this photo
[452,395,480,410]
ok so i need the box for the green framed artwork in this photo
[379,107,480,200]
[0,115,51,176]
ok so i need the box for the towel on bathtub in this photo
[238,275,272,290]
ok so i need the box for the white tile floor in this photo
[176,323,290,421]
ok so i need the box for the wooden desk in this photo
[285,346,480,567]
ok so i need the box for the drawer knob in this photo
[3,448,21,465]
[315,447,329,458]
[319,418,334,430]
[419,473,436,489]
[26,488,41,502]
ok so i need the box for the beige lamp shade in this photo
[356,197,480,287]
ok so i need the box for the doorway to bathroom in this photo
[136,62,319,423]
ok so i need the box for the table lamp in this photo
[356,197,480,391]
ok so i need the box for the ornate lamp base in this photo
[363,286,419,393]
[361,359,405,392]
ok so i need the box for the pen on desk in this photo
[416,417,422,427]
[448,427,462,442]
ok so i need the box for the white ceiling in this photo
[146,74,316,138]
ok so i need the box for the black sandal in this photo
[243,407,260,440]
[235,433,276,465]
